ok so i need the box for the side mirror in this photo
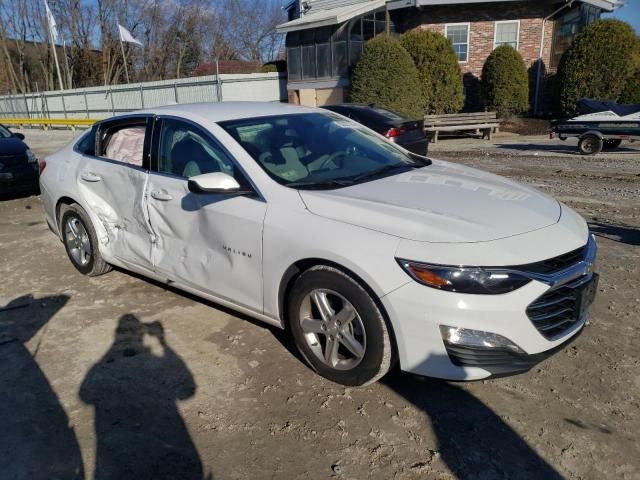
[13,133,25,140]
[187,172,249,195]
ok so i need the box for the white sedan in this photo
[39,102,598,386]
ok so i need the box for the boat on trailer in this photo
[550,98,640,155]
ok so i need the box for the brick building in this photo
[277,0,621,113]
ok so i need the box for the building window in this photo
[494,21,519,49]
[285,9,394,82]
[445,23,469,63]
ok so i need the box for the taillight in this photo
[384,127,405,139]
[38,159,47,175]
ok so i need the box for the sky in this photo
[603,1,640,33]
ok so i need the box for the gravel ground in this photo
[1,129,639,480]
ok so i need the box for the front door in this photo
[76,116,154,272]
[146,117,266,311]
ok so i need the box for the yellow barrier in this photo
[0,117,101,130]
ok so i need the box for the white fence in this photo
[0,73,288,119]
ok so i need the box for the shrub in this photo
[351,35,425,118]
[556,19,637,114]
[400,29,464,114]
[620,67,640,104]
[481,45,529,117]
[261,60,287,73]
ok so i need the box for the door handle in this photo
[80,171,101,182]
[150,190,173,201]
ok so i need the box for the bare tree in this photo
[0,0,286,93]
[220,0,285,63]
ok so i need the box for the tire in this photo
[577,134,603,155]
[603,139,622,150]
[288,265,393,386]
[60,204,111,276]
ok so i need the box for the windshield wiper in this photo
[350,163,412,183]
[285,179,354,189]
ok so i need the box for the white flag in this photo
[44,0,58,43]
[118,24,143,47]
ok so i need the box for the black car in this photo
[0,124,39,195]
[321,104,429,155]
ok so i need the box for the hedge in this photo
[400,29,464,114]
[481,45,529,117]
[350,35,425,119]
[620,67,640,104]
[556,19,637,114]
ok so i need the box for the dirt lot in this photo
[1,129,639,480]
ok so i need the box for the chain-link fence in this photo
[0,73,287,119]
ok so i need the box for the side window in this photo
[446,23,469,63]
[76,126,97,156]
[99,122,147,167]
[158,118,237,179]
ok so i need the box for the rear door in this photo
[75,115,155,272]
[146,116,267,311]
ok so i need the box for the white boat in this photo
[550,99,640,155]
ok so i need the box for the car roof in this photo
[135,101,317,123]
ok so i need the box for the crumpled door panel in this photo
[146,174,266,312]
[75,157,153,271]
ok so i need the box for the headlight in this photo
[396,259,531,294]
[26,149,37,163]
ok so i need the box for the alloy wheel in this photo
[65,217,91,266]
[298,289,366,370]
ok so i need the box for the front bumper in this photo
[381,236,597,381]
[443,326,583,377]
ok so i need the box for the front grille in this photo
[446,344,537,374]
[526,274,594,339]
[513,245,587,275]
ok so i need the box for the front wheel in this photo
[60,204,111,276]
[288,266,394,386]
[578,134,603,155]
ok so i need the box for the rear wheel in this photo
[603,139,622,150]
[578,134,603,155]
[288,266,393,386]
[60,204,111,276]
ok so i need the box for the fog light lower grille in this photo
[439,326,524,354]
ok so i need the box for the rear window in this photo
[362,106,406,123]
[0,125,12,138]
[75,127,96,156]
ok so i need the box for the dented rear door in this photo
[76,116,155,272]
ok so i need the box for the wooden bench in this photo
[423,112,502,143]
[0,117,99,131]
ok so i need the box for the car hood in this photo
[0,137,27,155]
[299,160,561,243]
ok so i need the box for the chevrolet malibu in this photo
[40,102,598,386]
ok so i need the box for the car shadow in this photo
[114,266,308,367]
[0,187,40,201]
[79,313,207,480]
[589,219,640,246]
[0,293,84,480]
[494,142,639,155]
[382,366,563,479]
[111,268,562,478]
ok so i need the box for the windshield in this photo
[0,125,12,138]
[219,113,428,188]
